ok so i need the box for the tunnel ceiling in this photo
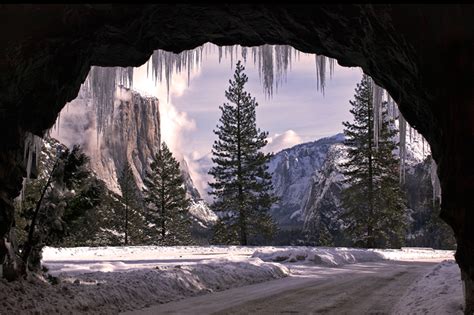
[0,5,469,146]
[0,4,473,199]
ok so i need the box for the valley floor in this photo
[0,246,461,314]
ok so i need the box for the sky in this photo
[131,44,364,161]
[51,44,364,199]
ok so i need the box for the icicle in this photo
[86,66,117,134]
[386,94,395,120]
[430,157,442,206]
[187,49,193,87]
[19,132,43,204]
[274,45,290,92]
[329,58,335,79]
[227,45,234,67]
[422,137,425,157]
[315,54,327,94]
[399,113,407,184]
[371,80,384,150]
[259,44,274,97]
[241,46,247,62]
[252,46,258,67]
[85,44,340,141]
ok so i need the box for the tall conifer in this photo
[341,74,406,248]
[209,61,277,245]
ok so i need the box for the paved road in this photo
[124,260,438,315]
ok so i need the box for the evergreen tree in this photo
[142,142,192,245]
[17,142,102,272]
[208,60,277,245]
[118,161,143,245]
[341,74,407,248]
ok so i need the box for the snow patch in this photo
[393,260,463,314]
[253,247,454,266]
[252,247,385,266]
[189,200,218,224]
[1,247,289,314]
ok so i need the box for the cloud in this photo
[132,59,202,157]
[265,129,303,154]
[49,97,98,150]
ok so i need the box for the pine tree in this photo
[118,161,143,245]
[208,60,277,245]
[17,142,102,272]
[341,74,407,248]
[142,142,192,245]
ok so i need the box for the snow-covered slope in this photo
[268,134,345,228]
[268,132,431,243]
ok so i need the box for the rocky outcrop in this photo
[53,86,160,194]
[0,5,472,311]
[53,86,216,233]
[268,134,345,229]
[269,133,438,246]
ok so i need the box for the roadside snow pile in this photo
[392,260,463,314]
[43,245,256,262]
[373,247,455,261]
[252,247,385,266]
[252,247,454,266]
[42,245,259,274]
[0,258,288,314]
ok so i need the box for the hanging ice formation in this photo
[375,84,437,196]
[315,54,335,94]
[78,43,440,195]
[18,132,43,203]
[84,66,134,136]
[430,157,442,205]
[398,113,407,183]
[83,44,334,130]
[371,80,384,150]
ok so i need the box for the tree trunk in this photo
[21,161,57,270]
[367,89,375,248]
[236,93,247,245]
[161,181,166,244]
[124,203,128,245]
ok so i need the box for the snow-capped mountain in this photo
[268,133,346,228]
[268,131,431,243]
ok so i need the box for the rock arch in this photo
[1,4,472,312]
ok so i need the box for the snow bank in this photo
[42,245,257,262]
[252,246,454,266]
[392,260,463,314]
[252,247,385,266]
[42,245,261,275]
[0,258,288,314]
[373,247,455,261]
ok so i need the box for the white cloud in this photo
[265,130,303,154]
[132,58,202,157]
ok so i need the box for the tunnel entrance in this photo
[0,4,472,313]
[34,43,454,251]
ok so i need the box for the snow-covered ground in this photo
[42,245,257,275]
[253,246,454,265]
[0,246,459,314]
[393,260,464,314]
